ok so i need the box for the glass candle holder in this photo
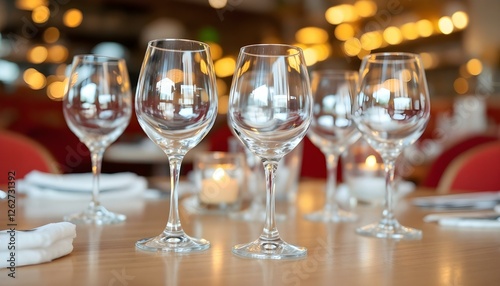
[342,139,386,205]
[193,152,246,213]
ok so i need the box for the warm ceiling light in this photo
[339,4,358,22]
[452,11,468,29]
[43,27,60,43]
[454,77,468,94]
[383,26,403,45]
[47,45,68,63]
[419,52,437,69]
[360,31,383,50]
[334,23,355,41]
[343,38,361,57]
[325,6,344,25]
[416,19,433,37]
[27,45,48,63]
[217,95,229,115]
[63,9,83,28]
[354,0,377,18]
[295,27,328,45]
[303,47,318,66]
[23,68,46,90]
[47,80,66,101]
[438,16,454,34]
[15,0,48,10]
[400,22,419,40]
[32,5,50,23]
[326,4,358,25]
[466,58,482,76]
[214,57,235,78]
[208,42,223,60]
[310,43,331,61]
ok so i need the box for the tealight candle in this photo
[194,152,245,212]
[200,167,239,204]
[342,139,386,205]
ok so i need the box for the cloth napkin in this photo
[0,222,76,268]
[18,171,147,201]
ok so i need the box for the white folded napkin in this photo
[0,222,76,268]
[0,222,76,251]
[18,171,147,201]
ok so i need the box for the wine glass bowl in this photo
[305,70,361,222]
[353,52,430,240]
[228,44,312,259]
[134,39,218,252]
[63,54,132,224]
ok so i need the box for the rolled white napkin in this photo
[18,171,147,201]
[0,222,76,268]
[1,238,74,268]
[0,222,76,251]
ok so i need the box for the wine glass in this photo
[304,70,361,222]
[63,54,132,224]
[134,39,218,252]
[228,44,312,259]
[352,52,430,240]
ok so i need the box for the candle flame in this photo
[212,167,227,181]
[365,155,377,167]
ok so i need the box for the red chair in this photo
[421,134,498,188]
[0,130,60,185]
[436,140,500,193]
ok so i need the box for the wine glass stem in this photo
[165,155,184,235]
[260,161,280,241]
[324,153,339,212]
[90,149,105,207]
[382,159,396,222]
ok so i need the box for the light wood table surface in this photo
[2,179,500,285]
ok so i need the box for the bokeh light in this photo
[63,9,83,28]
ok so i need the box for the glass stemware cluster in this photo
[63,37,430,260]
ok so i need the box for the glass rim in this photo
[147,38,210,52]
[72,54,124,64]
[362,52,421,63]
[239,43,303,57]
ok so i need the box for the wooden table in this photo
[2,179,500,285]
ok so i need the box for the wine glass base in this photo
[304,208,358,222]
[64,204,126,225]
[136,232,210,253]
[232,238,307,260]
[356,221,422,240]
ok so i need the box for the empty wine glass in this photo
[135,39,218,252]
[353,52,430,240]
[63,54,132,224]
[305,70,361,222]
[228,44,312,259]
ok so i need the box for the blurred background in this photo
[1,0,500,184]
